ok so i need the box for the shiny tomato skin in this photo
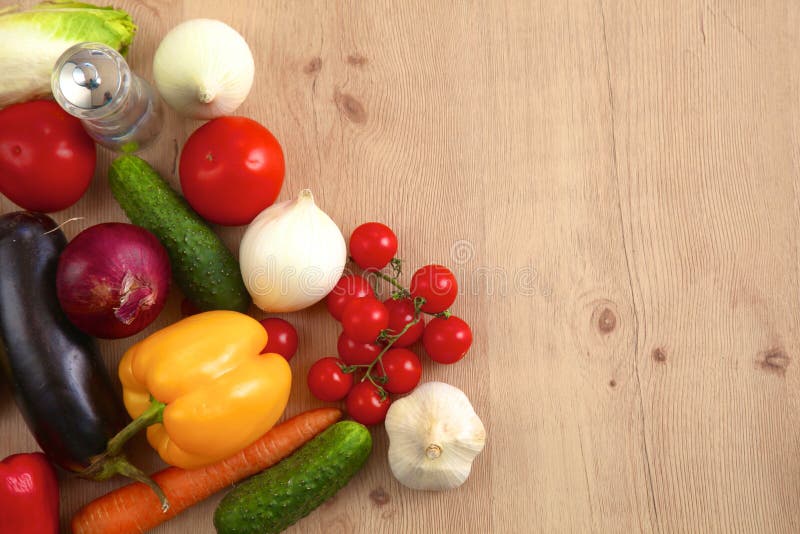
[179,117,285,226]
[326,274,374,321]
[383,297,425,347]
[423,315,473,364]
[346,382,391,425]
[376,348,422,394]
[0,100,96,212]
[259,318,299,361]
[341,296,389,343]
[337,331,382,366]
[307,357,353,402]
[349,222,398,271]
[409,264,458,313]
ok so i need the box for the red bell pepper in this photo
[0,452,59,534]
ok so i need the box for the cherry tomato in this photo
[346,381,391,425]
[377,348,422,394]
[307,357,353,402]
[423,316,473,364]
[179,117,285,226]
[180,297,201,318]
[383,298,425,347]
[349,222,398,270]
[259,318,298,361]
[342,296,389,343]
[326,274,374,321]
[0,100,96,212]
[337,331,382,366]
[409,264,458,313]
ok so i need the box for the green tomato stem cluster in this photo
[340,259,446,399]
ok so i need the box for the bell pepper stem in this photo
[94,455,170,512]
[105,398,166,457]
[79,398,170,511]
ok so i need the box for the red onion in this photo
[56,223,171,339]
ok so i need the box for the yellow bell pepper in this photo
[116,310,291,469]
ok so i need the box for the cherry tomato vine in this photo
[309,222,474,426]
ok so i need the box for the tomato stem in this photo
[364,372,385,394]
[390,257,403,278]
[372,270,409,297]
[348,257,454,398]
[358,299,425,389]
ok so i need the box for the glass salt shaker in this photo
[51,42,162,153]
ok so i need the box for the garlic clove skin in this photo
[153,19,255,120]
[385,382,486,491]
[240,189,346,313]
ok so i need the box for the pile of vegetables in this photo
[0,212,159,498]
[72,408,343,533]
[108,155,252,313]
[0,2,486,533]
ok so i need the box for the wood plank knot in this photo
[758,348,791,375]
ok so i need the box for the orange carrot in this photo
[71,408,342,534]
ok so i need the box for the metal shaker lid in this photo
[52,42,129,118]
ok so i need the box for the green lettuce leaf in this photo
[0,1,137,108]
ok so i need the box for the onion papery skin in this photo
[56,223,171,339]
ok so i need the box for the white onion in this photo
[153,19,254,119]
[240,190,346,312]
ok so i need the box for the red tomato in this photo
[180,297,201,318]
[0,100,96,212]
[337,331,382,366]
[342,297,389,343]
[423,316,473,364]
[346,382,391,425]
[326,274,374,321]
[179,117,285,226]
[349,222,398,270]
[383,297,425,347]
[409,264,458,313]
[377,348,422,394]
[307,357,353,402]
[259,318,299,361]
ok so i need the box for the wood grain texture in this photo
[2,1,799,532]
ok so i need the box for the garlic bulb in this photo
[153,19,254,119]
[385,382,486,491]
[240,189,346,312]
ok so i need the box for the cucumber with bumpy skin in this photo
[214,421,372,534]
[108,155,250,312]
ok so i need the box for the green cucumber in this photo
[214,421,372,534]
[108,155,250,312]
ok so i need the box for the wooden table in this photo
[2,1,799,532]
